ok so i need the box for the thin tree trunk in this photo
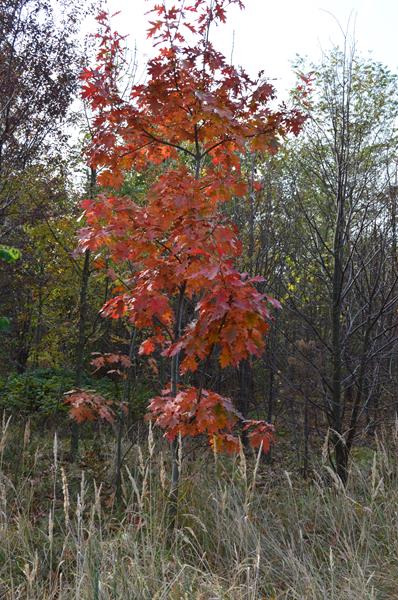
[70,168,96,460]
[115,328,136,503]
[167,145,202,530]
[303,395,309,478]
[330,184,346,481]
[32,270,44,369]
[168,283,186,527]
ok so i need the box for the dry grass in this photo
[0,416,397,599]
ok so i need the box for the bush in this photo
[0,368,117,417]
[0,368,154,422]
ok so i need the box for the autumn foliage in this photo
[74,0,306,452]
[64,352,131,423]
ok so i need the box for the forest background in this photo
[1,0,398,598]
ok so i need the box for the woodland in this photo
[1,0,398,598]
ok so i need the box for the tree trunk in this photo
[168,283,186,530]
[70,168,96,460]
[115,328,136,502]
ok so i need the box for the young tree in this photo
[75,0,305,500]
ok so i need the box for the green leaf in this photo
[0,317,11,332]
[0,245,21,263]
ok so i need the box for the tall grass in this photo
[0,417,397,599]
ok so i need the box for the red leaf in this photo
[139,339,156,355]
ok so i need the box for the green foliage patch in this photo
[0,368,116,417]
[0,244,21,264]
[0,317,11,332]
[0,368,154,420]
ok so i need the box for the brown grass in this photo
[0,416,397,599]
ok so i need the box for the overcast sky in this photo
[102,0,398,94]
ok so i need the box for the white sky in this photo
[103,0,398,93]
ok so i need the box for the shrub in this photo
[0,368,154,422]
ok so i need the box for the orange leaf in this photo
[139,339,156,355]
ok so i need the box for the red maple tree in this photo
[74,0,306,455]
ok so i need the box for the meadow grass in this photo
[0,416,397,599]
